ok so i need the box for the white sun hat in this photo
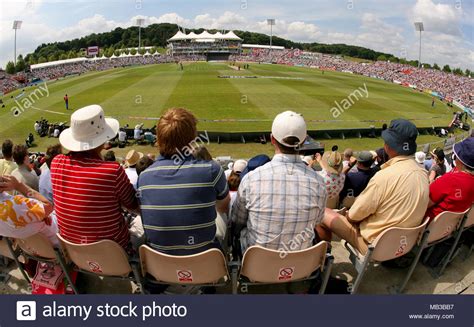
[59,105,119,152]
[271,111,307,147]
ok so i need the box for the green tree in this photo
[130,48,137,55]
[15,55,26,72]
[5,61,15,74]
[38,56,47,63]
[433,63,440,70]
[377,55,388,61]
[442,65,451,73]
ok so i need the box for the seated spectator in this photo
[0,140,17,176]
[50,105,140,250]
[136,156,154,176]
[138,108,230,255]
[429,148,446,183]
[232,111,327,252]
[11,145,39,191]
[339,151,377,202]
[415,151,426,170]
[227,160,247,215]
[103,150,116,162]
[39,144,62,203]
[342,148,356,172]
[320,119,429,254]
[375,147,389,168]
[239,154,271,179]
[316,146,345,199]
[425,137,474,220]
[0,175,57,245]
[124,149,143,189]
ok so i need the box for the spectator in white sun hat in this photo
[232,111,327,252]
[50,104,142,251]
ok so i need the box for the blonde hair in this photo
[156,108,197,157]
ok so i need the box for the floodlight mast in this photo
[267,19,275,54]
[137,18,145,51]
[13,20,23,67]
[414,22,424,68]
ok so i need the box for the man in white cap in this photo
[50,105,141,250]
[232,111,327,253]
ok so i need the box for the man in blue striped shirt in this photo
[232,111,327,253]
[138,108,229,255]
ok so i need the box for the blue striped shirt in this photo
[138,155,228,255]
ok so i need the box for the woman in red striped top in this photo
[50,105,138,249]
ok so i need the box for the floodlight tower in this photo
[267,19,275,52]
[12,20,23,67]
[136,18,145,51]
[414,22,424,68]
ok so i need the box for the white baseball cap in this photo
[232,159,248,173]
[59,105,119,152]
[271,111,307,148]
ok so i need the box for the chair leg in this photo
[351,249,372,294]
[397,231,430,293]
[319,255,334,295]
[55,249,79,294]
[437,228,465,277]
[231,265,239,295]
[131,262,144,294]
[6,238,30,284]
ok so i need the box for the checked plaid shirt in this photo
[231,154,327,252]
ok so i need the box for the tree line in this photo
[3,23,472,78]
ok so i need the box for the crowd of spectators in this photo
[2,49,472,112]
[231,49,474,109]
[0,103,472,294]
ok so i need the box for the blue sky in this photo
[0,0,473,69]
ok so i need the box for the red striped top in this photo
[50,153,138,248]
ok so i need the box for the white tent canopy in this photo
[168,30,242,42]
[30,57,88,70]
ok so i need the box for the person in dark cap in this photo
[239,154,271,179]
[319,119,429,254]
[425,137,474,220]
[339,151,378,206]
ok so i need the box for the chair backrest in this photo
[16,234,56,260]
[139,245,228,285]
[0,238,14,260]
[57,234,132,277]
[240,241,327,283]
[427,209,470,244]
[464,205,474,229]
[370,218,429,262]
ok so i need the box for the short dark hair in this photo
[12,144,29,165]
[103,150,116,162]
[2,140,13,158]
[136,156,154,176]
[45,144,62,168]
[275,136,300,155]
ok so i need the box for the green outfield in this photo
[0,62,455,155]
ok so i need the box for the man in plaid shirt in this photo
[231,111,327,252]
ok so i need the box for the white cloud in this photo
[411,0,462,36]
